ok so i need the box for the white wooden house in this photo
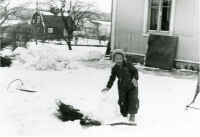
[111,0,199,71]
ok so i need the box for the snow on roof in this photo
[39,11,69,16]
[91,20,111,25]
[39,11,54,15]
[57,13,69,16]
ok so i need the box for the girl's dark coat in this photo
[106,61,139,114]
[106,61,139,89]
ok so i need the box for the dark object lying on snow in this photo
[55,100,84,121]
[1,56,12,67]
[54,100,101,126]
[16,88,37,92]
[80,116,101,126]
[109,122,136,126]
[54,100,137,126]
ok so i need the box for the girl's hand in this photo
[102,87,110,92]
[131,79,138,87]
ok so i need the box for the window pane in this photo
[48,28,53,33]
[161,7,171,31]
[162,0,171,6]
[151,0,159,6]
[150,7,159,30]
[169,0,172,6]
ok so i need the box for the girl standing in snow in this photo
[102,49,139,122]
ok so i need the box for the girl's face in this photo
[114,54,123,65]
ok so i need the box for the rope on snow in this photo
[7,79,23,90]
[7,79,36,92]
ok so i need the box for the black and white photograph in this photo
[0,0,199,136]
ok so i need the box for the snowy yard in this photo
[0,42,199,136]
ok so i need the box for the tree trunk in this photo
[35,38,38,45]
[67,36,72,50]
[67,41,72,50]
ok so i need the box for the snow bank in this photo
[8,43,104,71]
[10,46,69,71]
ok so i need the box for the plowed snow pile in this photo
[9,44,104,71]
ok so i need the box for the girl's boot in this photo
[129,114,135,122]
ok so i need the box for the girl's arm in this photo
[128,62,139,80]
[106,67,116,88]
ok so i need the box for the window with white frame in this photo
[37,16,40,23]
[143,0,175,35]
[48,28,53,33]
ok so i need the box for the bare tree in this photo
[4,23,34,50]
[73,31,84,45]
[0,0,31,26]
[40,0,103,50]
[98,25,110,45]
[82,21,110,44]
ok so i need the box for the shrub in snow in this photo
[4,23,34,50]
[96,92,118,122]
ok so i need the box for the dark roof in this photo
[35,11,67,27]
[42,15,65,27]
[35,11,111,27]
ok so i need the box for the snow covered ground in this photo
[46,38,108,46]
[0,42,200,136]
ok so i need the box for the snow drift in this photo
[6,44,104,71]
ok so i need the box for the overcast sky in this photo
[12,0,112,13]
[89,0,112,13]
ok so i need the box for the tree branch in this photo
[0,0,30,25]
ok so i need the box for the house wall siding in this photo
[45,27,64,39]
[173,0,199,62]
[114,0,199,62]
[114,0,146,54]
